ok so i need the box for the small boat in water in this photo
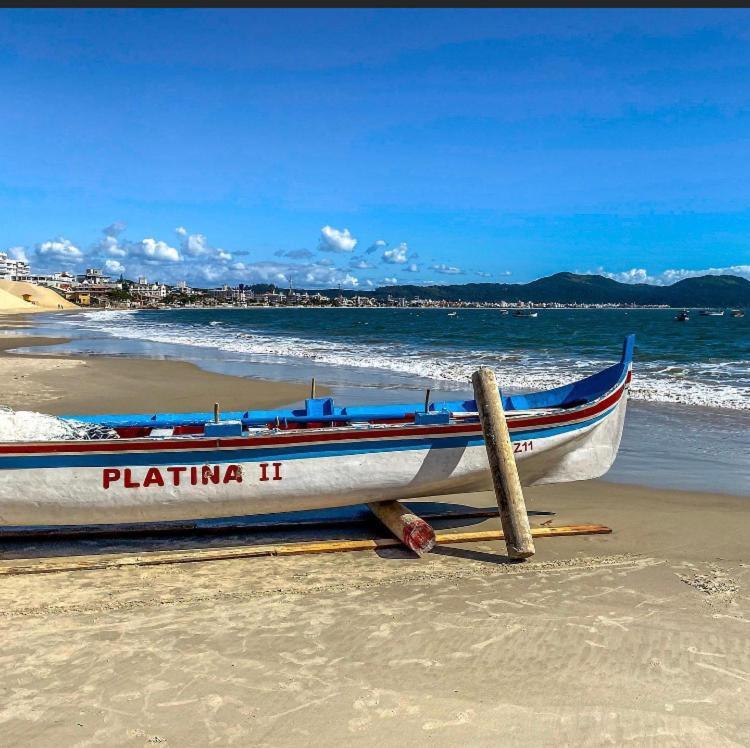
[512,309,538,318]
[0,336,635,528]
[675,310,689,322]
[699,309,724,316]
[730,309,745,318]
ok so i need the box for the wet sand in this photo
[0,322,748,745]
[0,333,315,414]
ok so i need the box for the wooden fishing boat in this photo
[512,309,538,318]
[699,309,724,316]
[0,336,635,527]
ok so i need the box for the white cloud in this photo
[318,225,357,253]
[593,265,750,285]
[99,235,127,257]
[660,265,750,283]
[6,246,28,262]
[138,238,181,263]
[36,238,83,263]
[366,239,387,255]
[597,267,654,284]
[175,229,232,264]
[104,259,125,275]
[351,258,374,269]
[192,257,362,290]
[383,242,409,264]
[431,263,464,275]
[405,263,419,273]
[383,276,398,284]
[185,233,209,256]
[475,270,491,278]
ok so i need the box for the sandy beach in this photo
[1,485,748,746]
[0,327,315,415]
[0,320,748,746]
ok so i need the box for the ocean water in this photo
[16,307,749,495]
[49,306,749,410]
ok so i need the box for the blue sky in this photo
[1,8,750,287]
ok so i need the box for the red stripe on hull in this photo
[0,377,628,457]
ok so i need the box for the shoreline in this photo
[27,305,750,413]
[0,332,317,416]
[9,308,749,414]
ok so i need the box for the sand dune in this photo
[0,280,77,313]
[0,287,36,313]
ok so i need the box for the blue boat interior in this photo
[63,335,635,431]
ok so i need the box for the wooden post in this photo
[471,367,535,559]
[213,402,220,424]
[311,378,316,398]
[367,500,436,556]
[424,388,431,413]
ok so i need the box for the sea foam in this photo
[0,408,118,442]
[64,309,750,412]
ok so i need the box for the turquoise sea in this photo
[52,306,749,410]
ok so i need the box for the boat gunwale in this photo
[0,373,630,457]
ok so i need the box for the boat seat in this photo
[149,428,174,438]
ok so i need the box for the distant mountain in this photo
[300,273,750,307]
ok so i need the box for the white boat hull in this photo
[0,386,628,527]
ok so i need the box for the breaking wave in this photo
[62,309,750,411]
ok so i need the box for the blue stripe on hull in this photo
[0,408,614,471]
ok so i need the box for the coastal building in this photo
[0,252,30,281]
[264,291,286,305]
[31,271,78,291]
[130,280,168,303]
[67,290,92,306]
[72,268,123,303]
[76,268,112,285]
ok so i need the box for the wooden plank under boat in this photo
[0,336,635,528]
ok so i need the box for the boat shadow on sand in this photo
[0,501,555,563]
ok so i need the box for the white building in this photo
[131,280,168,301]
[77,268,113,285]
[30,271,77,290]
[0,252,31,281]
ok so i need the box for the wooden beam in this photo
[0,524,610,576]
[367,500,436,555]
[472,367,535,559]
